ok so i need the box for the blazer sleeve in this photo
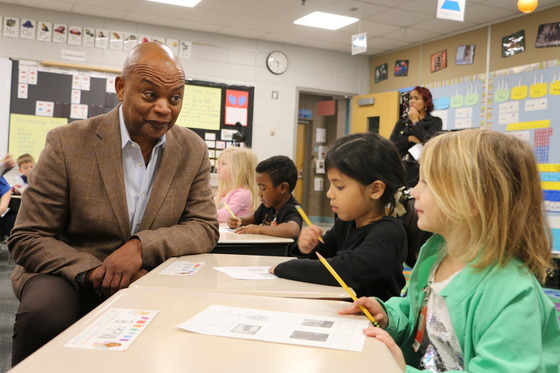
[410,115,442,144]
[8,129,103,287]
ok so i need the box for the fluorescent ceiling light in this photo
[294,11,358,30]
[146,0,202,7]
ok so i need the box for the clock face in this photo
[266,51,288,75]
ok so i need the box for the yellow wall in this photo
[351,91,400,139]
[368,5,560,93]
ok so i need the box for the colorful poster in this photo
[225,89,249,126]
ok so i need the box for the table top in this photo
[10,287,401,373]
[218,226,294,244]
[132,253,350,299]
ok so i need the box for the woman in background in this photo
[390,86,442,187]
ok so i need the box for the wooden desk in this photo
[213,227,293,256]
[132,253,350,299]
[9,287,401,373]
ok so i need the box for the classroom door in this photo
[293,122,306,204]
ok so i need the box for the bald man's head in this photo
[122,42,184,80]
[115,41,186,147]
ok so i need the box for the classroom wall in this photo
[0,3,370,162]
[369,5,560,93]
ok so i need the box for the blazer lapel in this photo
[139,128,182,230]
[94,106,131,238]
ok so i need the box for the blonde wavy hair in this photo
[421,129,552,283]
[215,147,259,212]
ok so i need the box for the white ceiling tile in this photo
[219,26,268,40]
[464,4,518,24]
[403,0,439,15]
[413,17,477,34]
[168,19,221,33]
[72,5,128,19]
[365,7,433,27]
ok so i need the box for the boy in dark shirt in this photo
[228,155,302,239]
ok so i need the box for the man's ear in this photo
[115,76,125,102]
[369,180,386,200]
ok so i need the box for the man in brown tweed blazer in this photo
[8,42,219,365]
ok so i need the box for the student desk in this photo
[9,287,401,373]
[9,194,21,214]
[212,226,293,256]
[132,253,350,299]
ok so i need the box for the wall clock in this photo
[266,51,288,75]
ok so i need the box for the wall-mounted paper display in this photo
[83,27,95,47]
[20,19,36,40]
[4,17,20,38]
[53,23,67,44]
[536,22,560,48]
[455,44,475,65]
[139,35,151,43]
[502,30,525,57]
[37,21,52,42]
[179,40,192,59]
[123,33,137,51]
[529,73,547,98]
[95,29,109,48]
[110,31,123,50]
[316,159,325,174]
[166,39,179,54]
[511,77,528,100]
[68,25,82,45]
[494,78,510,102]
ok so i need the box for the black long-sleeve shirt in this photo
[274,217,407,301]
[390,113,443,158]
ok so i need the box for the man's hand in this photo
[84,265,106,294]
[98,238,143,297]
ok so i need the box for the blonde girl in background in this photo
[340,129,560,372]
[215,147,259,223]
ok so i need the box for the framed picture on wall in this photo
[430,50,447,73]
[536,22,560,48]
[394,60,408,76]
[374,63,388,83]
[456,44,475,65]
[502,30,525,57]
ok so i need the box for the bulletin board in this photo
[425,73,487,131]
[486,60,560,253]
[8,59,254,167]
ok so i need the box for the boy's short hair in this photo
[256,155,298,192]
[17,154,35,168]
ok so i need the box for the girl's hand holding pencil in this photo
[226,216,242,228]
[338,296,388,329]
[297,226,324,254]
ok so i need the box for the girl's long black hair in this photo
[325,132,426,267]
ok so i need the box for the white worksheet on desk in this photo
[178,305,368,352]
[213,266,277,280]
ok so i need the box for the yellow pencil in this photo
[222,200,237,218]
[295,205,325,244]
[315,252,380,327]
